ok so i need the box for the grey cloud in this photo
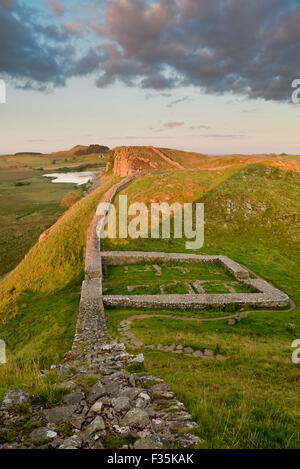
[1,0,300,101]
[0,1,72,87]
[92,0,300,101]
[167,96,190,107]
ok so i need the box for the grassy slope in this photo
[0,150,107,171]
[104,164,243,252]
[0,176,119,402]
[105,164,300,448]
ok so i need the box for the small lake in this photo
[43,171,97,186]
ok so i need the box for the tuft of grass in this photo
[102,432,138,449]
[56,422,73,436]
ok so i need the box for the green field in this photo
[0,172,85,277]
[103,261,255,295]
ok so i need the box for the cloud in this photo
[163,122,185,128]
[1,0,300,101]
[0,1,72,88]
[167,96,190,107]
[90,0,300,101]
[190,125,211,130]
[47,0,68,17]
[201,134,247,139]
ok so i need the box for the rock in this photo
[193,350,203,357]
[58,365,72,377]
[93,440,104,449]
[134,438,160,449]
[62,392,85,406]
[136,398,146,409]
[152,419,163,432]
[131,354,144,364]
[139,392,151,402]
[136,392,151,408]
[91,401,103,414]
[59,435,82,450]
[184,347,194,354]
[154,392,174,400]
[85,416,106,436]
[44,405,77,424]
[120,388,140,400]
[54,381,76,391]
[88,382,106,402]
[113,425,131,436]
[204,349,214,357]
[68,414,85,430]
[286,323,296,333]
[112,397,131,413]
[1,390,31,411]
[129,374,136,387]
[29,428,57,442]
[121,408,150,429]
[178,433,204,448]
[104,383,120,397]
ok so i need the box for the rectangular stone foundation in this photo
[101,251,290,310]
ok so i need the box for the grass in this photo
[103,261,253,295]
[0,176,120,403]
[104,164,300,448]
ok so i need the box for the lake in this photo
[43,171,97,186]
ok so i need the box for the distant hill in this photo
[74,144,110,156]
[14,152,43,156]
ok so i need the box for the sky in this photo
[0,0,300,155]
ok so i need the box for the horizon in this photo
[1,0,300,155]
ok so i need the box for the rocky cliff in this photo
[106,146,184,177]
